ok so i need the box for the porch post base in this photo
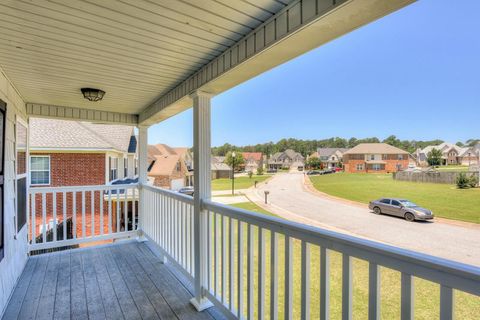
[190,297,213,312]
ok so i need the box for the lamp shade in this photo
[81,88,105,102]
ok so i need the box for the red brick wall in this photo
[344,158,409,173]
[31,152,106,187]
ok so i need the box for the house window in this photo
[356,164,364,171]
[176,161,181,172]
[109,157,118,181]
[372,164,382,171]
[30,156,50,185]
[398,154,404,160]
[124,158,128,177]
[370,154,375,160]
[135,159,138,175]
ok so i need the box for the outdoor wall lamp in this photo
[81,88,105,102]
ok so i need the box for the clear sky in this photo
[148,0,480,147]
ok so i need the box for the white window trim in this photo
[30,155,51,186]
[109,156,118,182]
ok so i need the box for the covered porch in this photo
[1,0,479,319]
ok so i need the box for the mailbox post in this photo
[264,190,270,204]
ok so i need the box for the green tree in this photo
[427,148,443,166]
[225,151,245,171]
[306,156,322,170]
[256,167,264,175]
[456,172,470,189]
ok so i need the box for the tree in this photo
[225,151,245,171]
[427,148,443,166]
[456,141,464,147]
[248,171,253,179]
[256,167,264,175]
[306,156,321,170]
[456,172,470,189]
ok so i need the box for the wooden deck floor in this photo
[2,241,223,320]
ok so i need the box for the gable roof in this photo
[242,152,262,161]
[30,118,134,152]
[148,154,181,176]
[316,148,348,157]
[344,143,409,155]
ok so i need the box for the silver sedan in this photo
[368,198,434,222]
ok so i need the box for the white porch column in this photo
[190,91,214,311]
[137,125,149,240]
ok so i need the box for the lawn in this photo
[212,175,271,191]
[309,173,480,223]
[435,165,470,172]
[212,202,480,319]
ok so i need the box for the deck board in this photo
[2,241,220,320]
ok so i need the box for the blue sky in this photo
[148,0,480,147]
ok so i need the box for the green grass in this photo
[211,201,479,319]
[212,175,271,191]
[309,173,480,223]
[435,165,469,172]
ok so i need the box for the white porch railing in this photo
[141,186,480,320]
[28,184,139,252]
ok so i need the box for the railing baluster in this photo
[73,191,77,239]
[62,192,67,240]
[81,191,86,238]
[116,189,120,233]
[301,241,310,320]
[258,228,265,320]
[238,220,244,319]
[52,192,57,242]
[100,190,104,236]
[108,190,112,234]
[285,235,293,320]
[42,193,46,243]
[270,232,278,320]
[132,187,136,230]
[214,212,218,297]
[91,190,95,237]
[440,285,454,320]
[369,262,380,320]
[124,187,128,232]
[342,254,353,320]
[320,247,330,320]
[222,215,227,303]
[207,210,211,292]
[401,273,414,320]
[247,224,254,320]
[229,218,235,312]
[31,193,36,244]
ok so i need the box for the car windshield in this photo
[399,200,418,207]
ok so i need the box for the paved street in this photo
[247,173,480,266]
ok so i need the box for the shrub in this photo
[456,172,470,189]
[248,171,253,179]
[256,167,264,175]
[469,174,479,188]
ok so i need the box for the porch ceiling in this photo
[0,0,415,125]
[0,0,291,114]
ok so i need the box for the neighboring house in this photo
[343,143,409,173]
[268,149,305,170]
[29,118,138,239]
[415,142,480,166]
[311,148,348,168]
[147,144,192,190]
[241,152,263,172]
[30,118,137,187]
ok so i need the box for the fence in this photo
[393,171,479,184]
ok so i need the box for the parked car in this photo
[178,186,194,196]
[306,170,321,175]
[368,198,434,222]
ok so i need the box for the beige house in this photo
[415,142,480,166]
[147,144,192,190]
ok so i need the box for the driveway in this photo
[247,173,480,266]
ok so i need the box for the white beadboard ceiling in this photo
[0,0,291,114]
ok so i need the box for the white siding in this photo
[0,67,28,316]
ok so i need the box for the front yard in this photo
[309,173,480,223]
[212,174,271,191]
[228,202,479,319]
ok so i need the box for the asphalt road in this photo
[250,173,480,266]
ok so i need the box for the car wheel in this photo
[405,212,415,222]
[373,207,381,215]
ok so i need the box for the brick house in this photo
[241,152,263,172]
[414,142,480,166]
[147,144,192,190]
[29,118,138,239]
[343,143,409,173]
